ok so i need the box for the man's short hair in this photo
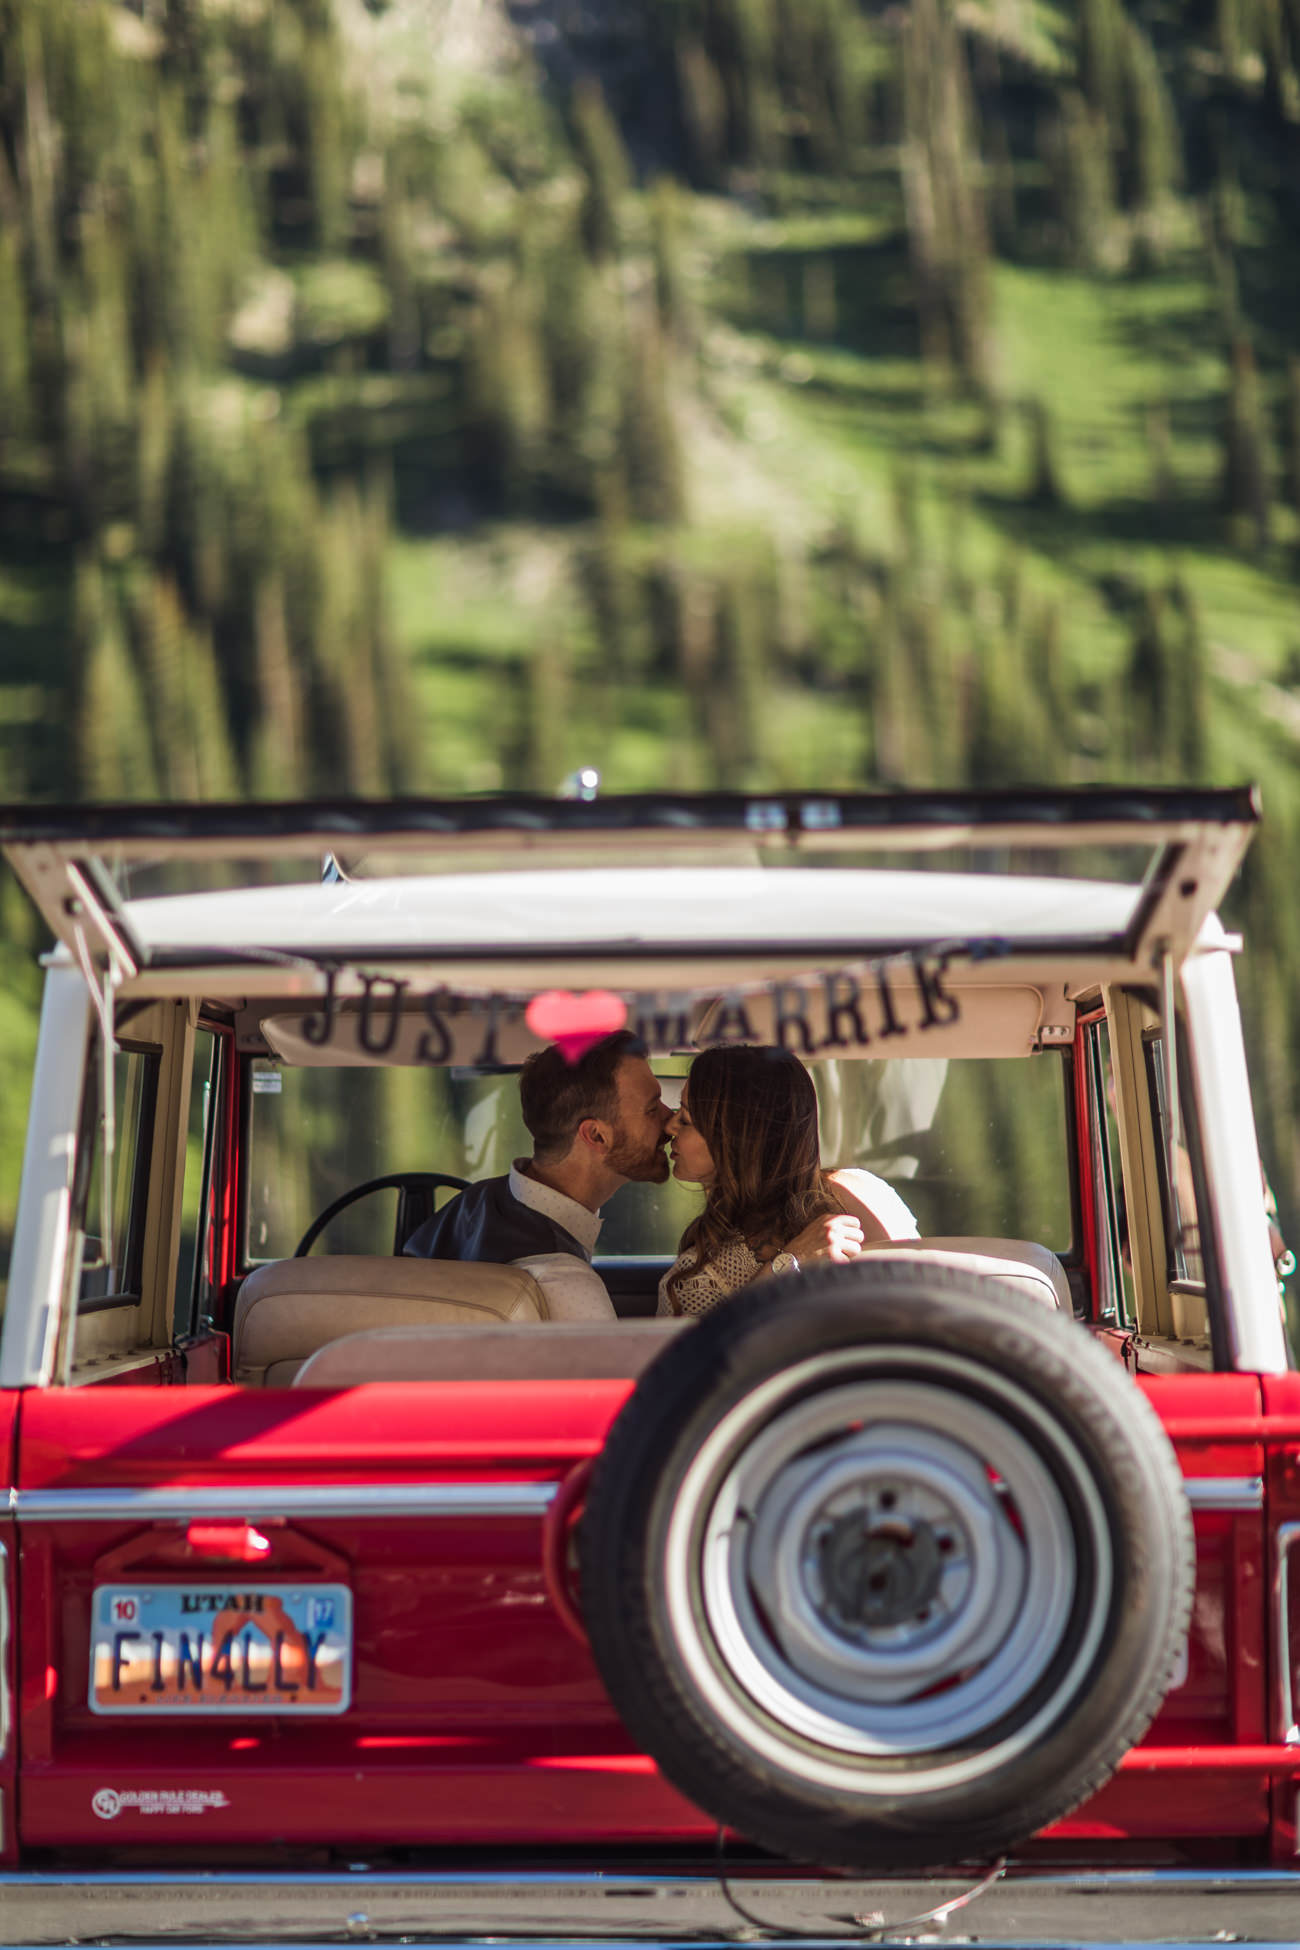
[519,1030,647,1164]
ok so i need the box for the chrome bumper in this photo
[4,1864,1300,1946]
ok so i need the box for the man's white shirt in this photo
[507,1162,615,1320]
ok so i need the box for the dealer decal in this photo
[92,1787,230,1820]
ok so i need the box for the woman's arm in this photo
[754,1173,918,1280]
[765,1208,866,1271]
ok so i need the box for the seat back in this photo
[860,1236,1072,1311]
[294,1319,689,1388]
[233,1256,549,1385]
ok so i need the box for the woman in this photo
[658,1044,919,1318]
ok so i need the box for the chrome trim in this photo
[1184,1474,1264,1511]
[11,1481,559,1524]
[8,1476,1268,1524]
[9,1475,1266,1525]
[1275,1520,1300,1743]
[9,1865,1300,1946]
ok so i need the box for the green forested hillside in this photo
[1,0,1300,1254]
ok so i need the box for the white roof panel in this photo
[124,868,1140,957]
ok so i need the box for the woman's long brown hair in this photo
[665,1045,835,1311]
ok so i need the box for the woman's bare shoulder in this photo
[826,1168,920,1241]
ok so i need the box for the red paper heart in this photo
[525,989,628,1063]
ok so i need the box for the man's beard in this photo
[607,1128,671,1183]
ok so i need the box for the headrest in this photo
[860,1236,1071,1311]
[233,1255,549,1385]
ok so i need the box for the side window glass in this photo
[77,1040,160,1310]
[173,1028,220,1338]
[1084,1019,1132,1327]
[1145,1030,1204,1287]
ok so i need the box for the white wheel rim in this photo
[662,1347,1114,1796]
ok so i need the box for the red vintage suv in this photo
[1,788,1298,1945]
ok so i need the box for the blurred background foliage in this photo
[1,0,1300,1268]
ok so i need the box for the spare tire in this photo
[580,1258,1194,1871]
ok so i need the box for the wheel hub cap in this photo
[667,1350,1113,1777]
[814,1503,949,1633]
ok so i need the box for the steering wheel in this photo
[293,1171,470,1258]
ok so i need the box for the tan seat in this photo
[293,1318,689,1388]
[232,1256,550,1386]
[861,1236,1072,1311]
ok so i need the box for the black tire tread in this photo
[580,1259,1194,1871]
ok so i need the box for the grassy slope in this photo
[392,204,1300,788]
[4,0,1300,1269]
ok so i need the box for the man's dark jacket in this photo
[402,1174,590,1263]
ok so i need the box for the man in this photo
[403,1030,670,1320]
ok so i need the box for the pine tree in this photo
[801,255,837,341]
[711,567,770,788]
[1258,0,1300,119]
[1122,18,1182,263]
[1167,576,1210,776]
[309,488,384,797]
[1033,600,1068,730]
[622,308,685,525]
[675,37,729,185]
[526,631,571,792]
[1025,398,1066,508]
[966,622,1023,785]
[15,0,62,308]
[463,265,550,514]
[0,225,31,447]
[1146,401,1176,524]
[1045,92,1116,270]
[650,177,693,348]
[1217,0,1249,75]
[74,559,158,801]
[871,566,919,784]
[128,568,189,795]
[1127,584,1174,771]
[247,569,304,796]
[297,11,352,252]
[1078,0,1126,122]
[361,469,423,792]
[671,560,718,775]
[723,0,779,169]
[1282,356,1300,518]
[582,482,637,685]
[135,360,172,558]
[570,78,629,265]
[1220,336,1273,553]
[181,619,241,800]
[899,0,993,389]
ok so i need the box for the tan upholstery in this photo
[293,1319,689,1388]
[861,1236,1072,1311]
[233,1256,550,1386]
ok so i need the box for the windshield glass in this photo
[245,1054,1072,1263]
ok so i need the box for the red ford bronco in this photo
[1,788,1298,1945]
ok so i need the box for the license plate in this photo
[89,1584,351,1715]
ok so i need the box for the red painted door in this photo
[1,1391,18,1866]
[1261,1374,1300,1859]
[1048,1372,1272,1842]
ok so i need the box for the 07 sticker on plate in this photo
[89,1585,351,1714]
